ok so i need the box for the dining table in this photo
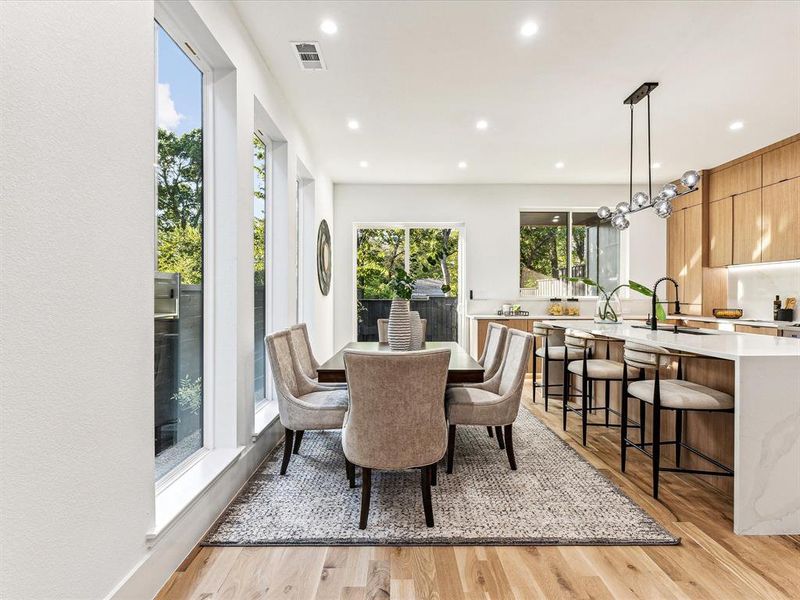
[317,341,484,384]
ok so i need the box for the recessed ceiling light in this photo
[555,161,565,169]
[652,162,661,169]
[458,161,467,169]
[729,120,744,131]
[359,160,369,168]
[320,20,338,35]
[520,21,539,37]
[475,119,488,130]
[347,119,360,130]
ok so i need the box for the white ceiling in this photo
[235,1,800,185]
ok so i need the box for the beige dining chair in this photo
[445,329,533,473]
[377,316,427,343]
[289,323,347,398]
[342,348,450,529]
[266,329,349,475]
[474,322,507,441]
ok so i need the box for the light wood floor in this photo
[157,382,800,600]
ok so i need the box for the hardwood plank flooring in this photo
[158,380,800,600]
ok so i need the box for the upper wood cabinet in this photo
[762,178,800,262]
[708,197,733,267]
[666,207,685,305]
[763,140,800,186]
[683,204,703,306]
[708,156,762,202]
[732,189,762,264]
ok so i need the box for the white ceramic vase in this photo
[409,311,423,350]
[388,299,411,351]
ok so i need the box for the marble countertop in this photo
[541,319,800,359]
[667,314,800,331]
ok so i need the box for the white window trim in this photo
[517,206,630,299]
[254,132,271,411]
[351,222,467,345]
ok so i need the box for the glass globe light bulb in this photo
[681,170,700,189]
[597,206,611,219]
[631,191,649,208]
[655,199,673,218]
[661,183,678,200]
[611,212,628,229]
[615,201,631,214]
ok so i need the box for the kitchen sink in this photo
[630,324,713,335]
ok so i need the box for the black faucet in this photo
[650,277,681,330]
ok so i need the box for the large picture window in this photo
[253,134,268,406]
[154,22,205,480]
[520,211,619,297]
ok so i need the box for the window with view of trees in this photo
[253,134,267,406]
[520,211,619,297]
[154,22,205,481]
[356,226,460,342]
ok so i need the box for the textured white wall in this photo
[333,184,666,348]
[0,1,335,598]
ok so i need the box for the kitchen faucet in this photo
[650,277,681,330]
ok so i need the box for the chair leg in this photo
[431,461,438,486]
[652,404,661,500]
[280,428,294,475]
[359,467,372,529]
[494,426,505,450]
[292,430,304,454]
[562,360,569,431]
[503,424,517,470]
[421,465,434,527]
[345,458,356,488]
[675,409,683,468]
[588,379,594,413]
[446,424,456,474]
[620,388,629,472]
[487,426,494,438]
[543,356,550,412]
[581,378,588,446]
[532,350,538,404]
[604,380,611,427]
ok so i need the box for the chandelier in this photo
[597,82,700,230]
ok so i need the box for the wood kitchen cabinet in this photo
[762,140,800,186]
[666,207,685,306]
[666,204,703,312]
[761,177,800,262]
[732,189,762,264]
[708,156,761,202]
[708,197,733,267]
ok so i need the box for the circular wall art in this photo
[316,219,332,296]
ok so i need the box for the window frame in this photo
[518,208,629,298]
[153,12,216,489]
[253,131,270,410]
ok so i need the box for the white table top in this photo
[541,319,800,360]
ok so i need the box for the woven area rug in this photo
[204,409,678,546]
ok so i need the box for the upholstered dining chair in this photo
[342,348,450,529]
[621,340,734,499]
[288,323,347,397]
[471,322,507,441]
[266,329,349,475]
[377,316,427,343]
[445,329,533,473]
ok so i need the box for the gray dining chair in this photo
[445,329,533,472]
[377,316,427,343]
[475,322,507,440]
[342,348,450,529]
[289,323,347,392]
[266,329,349,475]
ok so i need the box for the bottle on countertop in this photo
[774,295,781,320]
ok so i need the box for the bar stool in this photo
[562,329,642,446]
[621,340,734,499]
[531,323,583,411]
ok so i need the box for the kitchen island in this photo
[543,319,800,535]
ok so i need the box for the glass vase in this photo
[594,295,622,323]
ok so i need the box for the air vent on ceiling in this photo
[291,41,326,71]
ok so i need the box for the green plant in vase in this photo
[388,267,414,300]
[568,278,666,323]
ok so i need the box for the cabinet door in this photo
[666,209,685,304]
[684,204,703,306]
[733,189,763,264]
[735,325,779,336]
[762,178,800,262]
[708,156,762,201]
[708,197,733,267]
[763,140,800,186]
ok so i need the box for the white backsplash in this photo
[726,261,800,321]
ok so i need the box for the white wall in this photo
[333,184,666,348]
[727,261,800,321]
[0,1,334,598]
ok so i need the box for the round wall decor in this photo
[316,219,332,296]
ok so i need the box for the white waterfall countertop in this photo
[541,319,800,359]
[543,319,800,536]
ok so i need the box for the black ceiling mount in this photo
[623,82,659,105]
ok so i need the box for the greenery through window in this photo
[154,22,204,480]
[520,211,619,297]
[253,134,267,405]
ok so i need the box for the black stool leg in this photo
[504,424,517,470]
[675,409,683,468]
[446,424,456,474]
[652,374,662,499]
[605,380,611,426]
[280,428,294,475]
[581,377,589,446]
[562,357,569,431]
[543,355,550,412]
[532,347,538,404]
[495,426,505,450]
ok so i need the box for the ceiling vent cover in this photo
[292,41,326,71]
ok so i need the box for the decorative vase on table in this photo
[595,295,622,324]
[388,299,412,351]
[409,311,423,350]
